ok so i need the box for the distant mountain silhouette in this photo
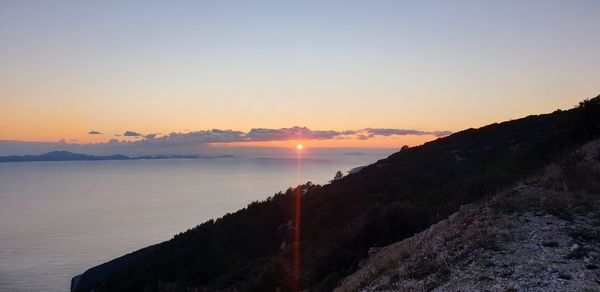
[0,151,232,163]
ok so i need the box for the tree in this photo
[332,171,344,182]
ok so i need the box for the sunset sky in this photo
[1,1,599,152]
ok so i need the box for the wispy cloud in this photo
[246,127,341,141]
[362,128,452,137]
[123,131,142,137]
[144,133,159,139]
[88,130,103,135]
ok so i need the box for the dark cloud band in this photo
[115,126,452,146]
[123,131,142,137]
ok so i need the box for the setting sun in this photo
[296,144,304,150]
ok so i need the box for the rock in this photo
[570,244,579,252]
[367,247,380,256]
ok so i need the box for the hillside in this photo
[76,96,600,291]
[337,139,600,291]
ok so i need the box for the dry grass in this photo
[335,139,600,292]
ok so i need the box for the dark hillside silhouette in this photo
[77,96,600,292]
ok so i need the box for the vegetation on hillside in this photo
[86,96,600,292]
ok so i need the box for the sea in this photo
[0,148,392,291]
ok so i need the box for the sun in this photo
[296,144,304,150]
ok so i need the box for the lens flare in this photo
[293,143,303,291]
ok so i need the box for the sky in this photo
[0,0,599,154]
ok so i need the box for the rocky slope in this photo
[336,140,600,291]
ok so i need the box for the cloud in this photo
[123,131,142,137]
[88,130,103,135]
[144,133,158,139]
[362,128,453,137]
[429,130,454,137]
[122,126,452,146]
[0,126,453,156]
[246,127,340,141]
[140,129,246,146]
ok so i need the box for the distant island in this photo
[0,151,233,163]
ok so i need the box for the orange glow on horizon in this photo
[224,135,439,149]
[0,133,442,149]
[0,134,441,150]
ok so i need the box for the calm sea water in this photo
[0,149,391,291]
